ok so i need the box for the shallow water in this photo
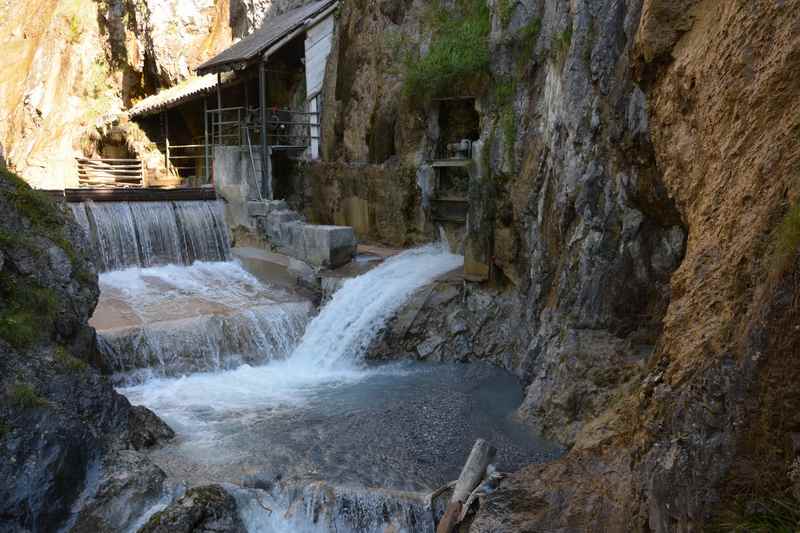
[122,361,561,491]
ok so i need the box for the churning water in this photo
[115,245,561,532]
[95,261,311,383]
[70,200,230,271]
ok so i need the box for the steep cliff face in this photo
[325,0,684,445]
[324,0,800,529]
[0,0,121,188]
[0,0,284,189]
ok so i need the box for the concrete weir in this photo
[93,261,313,383]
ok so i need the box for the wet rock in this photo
[129,405,175,450]
[72,450,169,533]
[0,170,173,532]
[416,335,445,358]
[288,257,318,287]
[138,485,247,533]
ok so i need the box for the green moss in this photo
[54,346,89,373]
[0,419,9,439]
[515,17,541,72]
[403,0,491,101]
[497,0,515,28]
[770,202,800,274]
[0,169,60,229]
[8,383,47,409]
[1,168,90,281]
[492,79,517,168]
[0,272,58,349]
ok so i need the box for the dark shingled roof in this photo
[197,0,337,75]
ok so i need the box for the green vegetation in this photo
[403,0,491,101]
[67,14,82,44]
[1,168,61,229]
[553,25,573,63]
[0,419,9,438]
[497,0,516,28]
[0,167,94,285]
[515,17,542,72]
[8,383,47,409]
[494,79,517,166]
[770,202,800,274]
[715,497,800,533]
[0,272,58,349]
[54,346,89,373]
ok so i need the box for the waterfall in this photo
[69,200,230,272]
[287,244,463,373]
[233,483,444,533]
[120,244,464,410]
[95,261,312,384]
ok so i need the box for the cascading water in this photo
[116,245,562,532]
[288,244,464,373]
[94,261,312,384]
[69,200,230,271]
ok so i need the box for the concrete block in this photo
[265,200,289,212]
[300,225,357,268]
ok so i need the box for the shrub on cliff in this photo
[403,0,491,102]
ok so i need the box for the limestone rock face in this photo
[0,0,297,188]
[229,0,310,38]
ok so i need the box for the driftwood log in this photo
[436,439,496,533]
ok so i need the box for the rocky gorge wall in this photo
[0,168,177,532]
[318,0,800,530]
[0,0,306,189]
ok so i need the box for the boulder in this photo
[138,485,247,533]
[72,450,169,533]
[129,405,175,450]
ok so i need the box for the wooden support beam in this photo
[259,61,271,200]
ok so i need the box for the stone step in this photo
[247,199,290,218]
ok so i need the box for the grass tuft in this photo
[0,272,58,349]
[497,0,515,28]
[515,17,541,72]
[714,497,800,533]
[403,0,491,102]
[553,25,573,63]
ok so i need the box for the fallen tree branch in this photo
[436,439,496,533]
[427,480,457,510]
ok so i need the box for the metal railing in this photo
[158,141,210,187]
[76,157,144,188]
[205,106,320,151]
[432,139,474,162]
